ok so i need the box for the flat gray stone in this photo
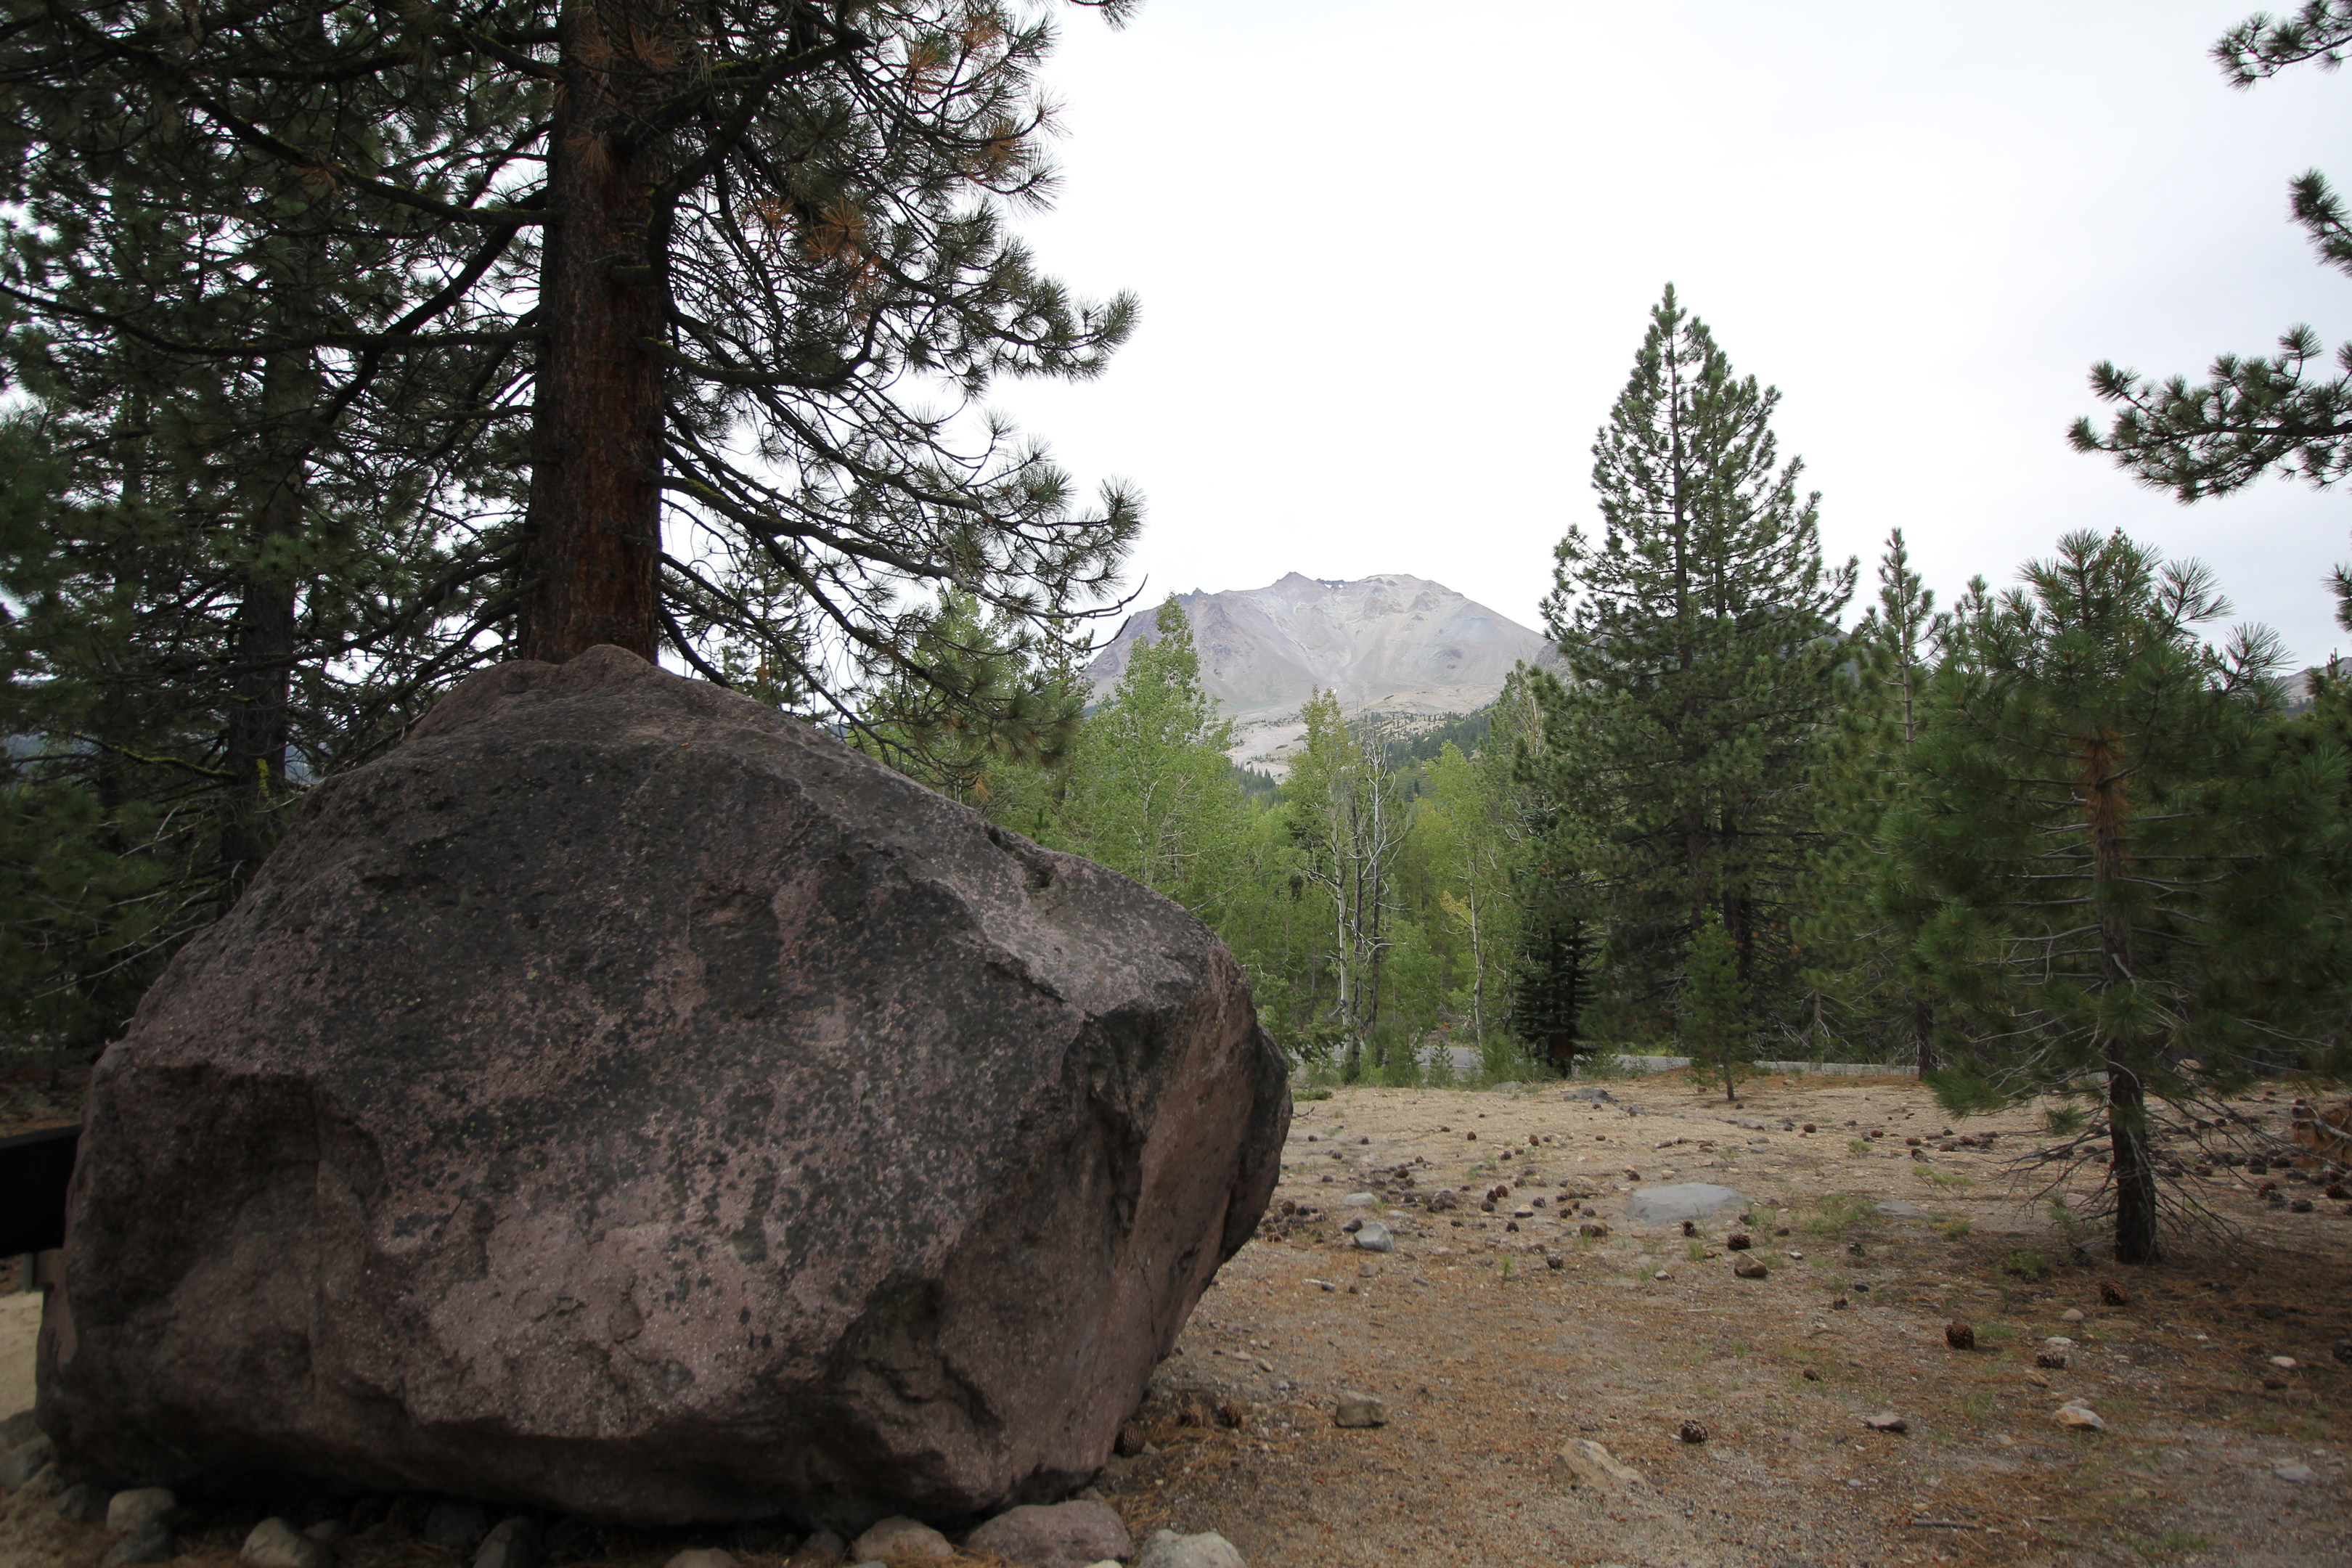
[961,1500,1132,1568]
[1341,1192,1377,1206]
[0,1432,54,1490]
[2274,1461,2319,1484]
[102,1522,173,1567]
[241,1517,328,1568]
[105,1488,179,1535]
[1625,1183,1748,1225]
[475,1516,541,1568]
[848,1519,950,1561]
[423,1500,489,1553]
[1351,1222,1394,1252]
[1136,1529,1245,1568]
[1875,1200,1928,1218]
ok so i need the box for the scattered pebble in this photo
[848,1518,951,1561]
[1136,1528,1246,1568]
[2052,1400,2107,1432]
[101,1523,174,1567]
[240,1518,327,1568]
[1334,1392,1387,1429]
[422,1500,489,1553]
[1554,1437,1644,1491]
[1862,1411,1908,1433]
[105,1489,180,1536]
[2274,1462,2319,1485]
[963,1500,1133,1568]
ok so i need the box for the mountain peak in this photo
[1086,574,1554,771]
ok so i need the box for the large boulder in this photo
[38,647,1287,1528]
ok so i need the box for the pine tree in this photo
[1681,911,1753,1102]
[1889,529,2350,1264]
[1531,283,1855,1032]
[0,2,1140,1045]
[2073,0,2352,638]
[849,588,1080,807]
[0,0,1140,712]
[1800,530,1951,1066]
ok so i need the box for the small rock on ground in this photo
[2274,1462,2319,1483]
[1137,1528,1246,1568]
[2053,1401,2107,1431]
[102,1522,174,1567]
[1351,1221,1393,1252]
[1862,1412,1908,1433]
[423,1499,491,1553]
[54,1482,106,1523]
[1334,1392,1387,1428]
[961,1500,1132,1568]
[849,1516,953,1561]
[475,1515,540,1568]
[1554,1439,1643,1491]
[241,1517,328,1568]
[105,1487,179,1535]
[0,1432,54,1488]
[785,1530,846,1567]
[1625,1183,1747,1225]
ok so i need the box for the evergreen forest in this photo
[3,2,2351,1268]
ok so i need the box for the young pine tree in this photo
[1890,530,2350,1264]
[1800,530,1952,1066]
[1681,911,1754,1102]
[1532,283,1855,1029]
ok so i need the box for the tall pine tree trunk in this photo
[1912,994,1937,1075]
[219,347,310,905]
[219,575,295,902]
[2084,731,2160,1263]
[518,1,678,663]
[2106,1056,2160,1265]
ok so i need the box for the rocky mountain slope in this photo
[1085,573,1555,772]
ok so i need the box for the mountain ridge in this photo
[1085,572,1556,771]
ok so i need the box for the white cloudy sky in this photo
[988,0,2352,667]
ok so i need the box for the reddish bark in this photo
[516,5,679,663]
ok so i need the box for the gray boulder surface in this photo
[38,647,1289,1527]
[1624,1183,1749,1227]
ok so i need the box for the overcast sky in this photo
[987,0,2352,668]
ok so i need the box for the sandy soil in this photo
[4,1071,2348,1568]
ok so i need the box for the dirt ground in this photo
[4,1071,2348,1568]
